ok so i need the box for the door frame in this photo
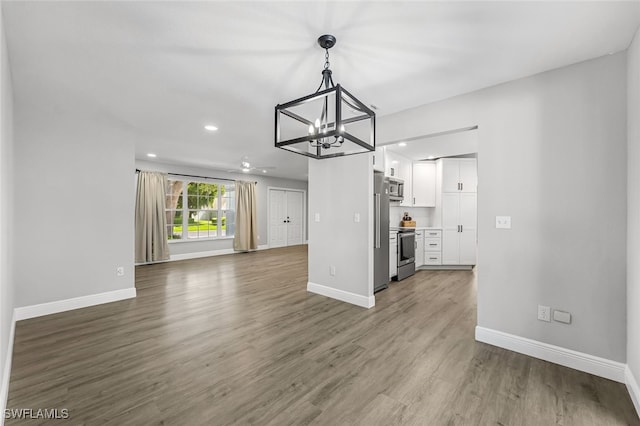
[267,187,307,249]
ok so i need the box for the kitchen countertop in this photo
[390,226,442,231]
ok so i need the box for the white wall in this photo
[13,106,136,307]
[135,160,308,257]
[627,25,640,391]
[379,53,628,362]
[307,153,373,306]
[0,6,15,411]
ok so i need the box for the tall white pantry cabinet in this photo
[436,159,477,266]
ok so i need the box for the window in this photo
[165,179,235,240]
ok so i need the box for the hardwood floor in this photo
[6,245,639,425]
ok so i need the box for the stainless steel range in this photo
[396,229,415,281]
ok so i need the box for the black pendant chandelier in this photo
[274,35,376,159]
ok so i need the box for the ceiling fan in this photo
[227,156,276,174]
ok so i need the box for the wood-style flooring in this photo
[6,245,639,425]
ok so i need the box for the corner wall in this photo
[0,6,15,416]
[379,52,628,363]
[627,24,640,413]
[307,153,374,308]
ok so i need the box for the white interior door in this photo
[269,189,305,248]
[269,190,287,248]
[286,191,303,246]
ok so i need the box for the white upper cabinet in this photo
[385,150,412,207]
[412,161,436,207]
[441,158,477,193]
[373,146,385,172]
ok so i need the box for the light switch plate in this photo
[314,213,320,222]
[496,216,511,229]
[354,213,360,223]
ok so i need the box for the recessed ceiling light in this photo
[398,142,407,147]
[391,160,399,164]
[242,168,250,172]
[204,125,218,131]
[147,153,157,158]
[427,155,435,160]
[262,170,267,173]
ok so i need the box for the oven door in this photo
[398,231,415,266]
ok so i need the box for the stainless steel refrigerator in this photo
[374,171,390,293]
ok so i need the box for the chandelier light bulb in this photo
[308,124,315,134]
[340,124,345,133]
[315,118,321,128]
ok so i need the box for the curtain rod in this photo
[135,169,257,184]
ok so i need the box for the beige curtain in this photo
[135,171,170,263]
[234,181,258,251]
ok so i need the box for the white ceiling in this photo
[3,1,639,180]
[385,128,479,161]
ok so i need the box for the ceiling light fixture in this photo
[427,155,435,160]
[274,34,375,159]
[242,168,250,173]
[398,142,407,147]
[147,153,157,158]
[204,125,218,131]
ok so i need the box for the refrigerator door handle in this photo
[374,193,381,248]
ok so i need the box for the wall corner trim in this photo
[307,282,375,309]
[475,326,626,383]
[14,287,137,321]
[0,312,16,426]
[626,365,640,417]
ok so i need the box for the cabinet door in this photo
[374,146,385,172]
[458,193,476,265]
[459,159,477,193]
[399,157,412,207]
[459,229,476,265]
[412,162,435,207]
[441,159,460,193]
[441,193,460,264]
[442,230,459,264]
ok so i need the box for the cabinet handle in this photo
[461,224,463,232]
[461,183,463,191]
[413,197,416,205]
[429,257,438,260]
[429,243,437,246]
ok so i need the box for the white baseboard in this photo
[475,326,625,383]
[626,365,640,417]
[14,287,137,321]
[169,244,269,262]
[0,312,15,426]
[307,282,375,309]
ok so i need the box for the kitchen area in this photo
[374,129,478,292]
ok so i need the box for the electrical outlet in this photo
[354,213,360,223]
[329,265,336,276]
[116,266,124,277]
[553,310,571,324]
[537,305,551,322]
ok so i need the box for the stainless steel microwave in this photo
[389,178,404,201]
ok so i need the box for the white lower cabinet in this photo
[415,231,424,269]
[423,229,442,266]
[390,232,398,279]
